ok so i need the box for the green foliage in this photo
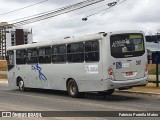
[148,69,160,75]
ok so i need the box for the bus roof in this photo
[7,30,144,50]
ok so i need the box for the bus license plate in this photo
[126,72,133,76]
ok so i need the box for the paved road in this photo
[0,81,160,120]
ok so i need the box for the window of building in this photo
[11,38,15,41]
[27,48,38,64]
[11,42,15,45]
[24,38,28,41]
[24,35,28,38]
[16,50,26,64]
[11,34,15,38]
[85,41,99,62]
[67,42,84,63]
[52,45,66,63]
[39,47,51,63]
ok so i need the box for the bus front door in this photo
[7,51,16,88]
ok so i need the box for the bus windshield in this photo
[110,33,145,58]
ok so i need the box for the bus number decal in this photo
[85,65,98,74]
[32,64,47,82]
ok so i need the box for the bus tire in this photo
[105,89,114,95]
[67,79,79,98]
[99,89,114,96]
[18,79,26,91]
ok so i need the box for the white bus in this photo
[6,30,148,97]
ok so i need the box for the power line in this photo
[8,0,96,23]
[28,0,126,28]
[8,0,107,26]
[8,0,109,23]
[83,0,126,19]
[24,0,115,28]
[3,0,126,28]
[0,0,48,15]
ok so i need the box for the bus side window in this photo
[39,47,51,63]
[16,49,26,64]
[85,41,99,62]
[67,42,84,63]
[52,45,66,63]
[27,48,38,64]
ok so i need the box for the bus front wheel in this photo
[18,79,25,91]
[67,79,79,98]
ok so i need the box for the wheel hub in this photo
[19,81,24,90]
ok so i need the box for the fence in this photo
[148,51,159,87]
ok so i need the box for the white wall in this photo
[28,34,33,44]
[6,33,11,48]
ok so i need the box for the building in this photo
[6,28,33,48]
[0,22,33,59]
[0,22,14,59]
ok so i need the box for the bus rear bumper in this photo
[105,76,148,90]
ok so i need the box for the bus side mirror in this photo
[6,55,9,60]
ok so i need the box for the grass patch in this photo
[148,69,160,75]
[148,64,160,75]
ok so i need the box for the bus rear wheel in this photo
[67,79,79,98]
[18,79,25,91]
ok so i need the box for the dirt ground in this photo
[148,64,160,70]
[0,60,7,71]
[0,60,7,79]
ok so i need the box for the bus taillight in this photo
[108,67,113,75]
[108,67,114,79]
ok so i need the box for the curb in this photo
[117,90,160,96]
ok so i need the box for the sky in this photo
[0,0,160,42]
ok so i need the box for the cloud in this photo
[1,0,160,42]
